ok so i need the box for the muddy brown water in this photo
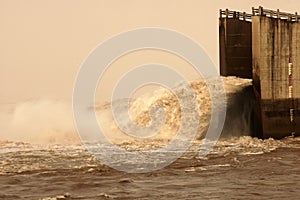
[0,137,300,200]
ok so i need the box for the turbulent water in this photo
[1,137,300,199]
[1,77,300,199]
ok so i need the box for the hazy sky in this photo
[1,0,299,103]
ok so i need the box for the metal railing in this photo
[252,6,300,21]
[220,7,300,22]
[219,9,252,21]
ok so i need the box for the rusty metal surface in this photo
[219,17,252,78]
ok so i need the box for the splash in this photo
[0,77,254,145]
[96,76,253,146]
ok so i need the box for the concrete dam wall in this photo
[220,7,300,138]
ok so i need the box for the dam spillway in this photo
[219,6,300,138]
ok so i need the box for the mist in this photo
[0,100,80,144]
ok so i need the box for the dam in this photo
[219,6,300,139]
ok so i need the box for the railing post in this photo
[225,9,229,18]
[259,6,263,16]
[233,11,236,18]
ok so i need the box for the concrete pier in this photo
[219,7,300,138]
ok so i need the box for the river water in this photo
[1,137,300,200]
[1,77,300,199]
